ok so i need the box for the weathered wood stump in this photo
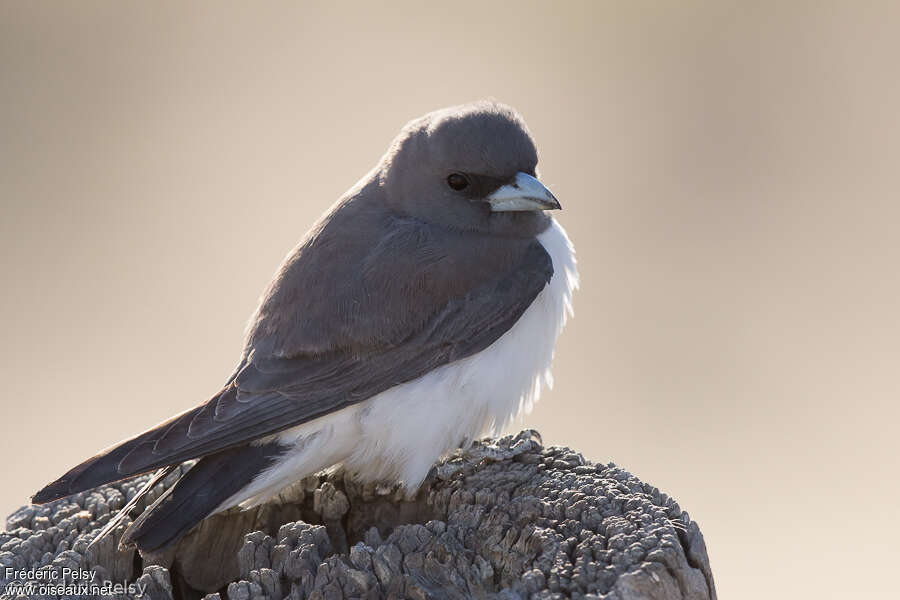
[1,431,716,599]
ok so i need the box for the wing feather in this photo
[32,240,552,503]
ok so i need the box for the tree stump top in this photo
[1,431,716,599]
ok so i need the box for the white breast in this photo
[228,219,578,509]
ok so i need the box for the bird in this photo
[32,101,578,553]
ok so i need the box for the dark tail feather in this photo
[31,409,198,504]
[119,442,286,552]
[32,437,155,504]
[88,466,178,550]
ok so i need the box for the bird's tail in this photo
[88,465,178,551]
[112,442,286,552]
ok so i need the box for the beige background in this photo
[2,2,898,598]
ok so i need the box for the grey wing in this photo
[33,242,553,503]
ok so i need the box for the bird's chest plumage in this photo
[233,219,577,508]
[343,219,578,486]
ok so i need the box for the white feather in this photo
[220,218,578,510]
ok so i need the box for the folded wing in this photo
[33,241,553,503]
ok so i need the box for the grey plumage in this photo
[120,442,287,551]
[33,101,566,551]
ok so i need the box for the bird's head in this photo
[379,101,560,237]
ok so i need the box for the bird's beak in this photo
[486,172,561,212]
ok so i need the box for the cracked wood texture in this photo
[1,431,716,600]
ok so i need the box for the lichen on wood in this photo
[1,431,716,599]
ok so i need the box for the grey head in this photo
[378,101,560,238]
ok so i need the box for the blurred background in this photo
[2,2,898,598]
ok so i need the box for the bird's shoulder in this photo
[246,197,552,357]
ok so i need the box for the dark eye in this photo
[446,173,469,191]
